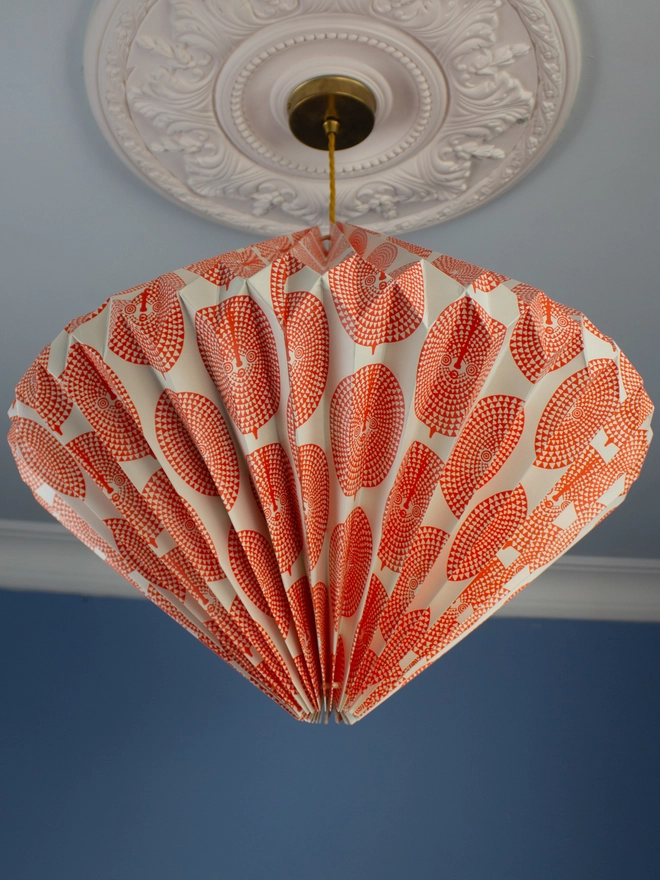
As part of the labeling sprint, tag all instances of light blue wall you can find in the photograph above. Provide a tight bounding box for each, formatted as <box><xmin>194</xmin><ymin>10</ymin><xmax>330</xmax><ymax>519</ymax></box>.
<box><xmin>1</xmin><ymin>591</ymin><xmax>658</xmax><ymax>879</ymax></box>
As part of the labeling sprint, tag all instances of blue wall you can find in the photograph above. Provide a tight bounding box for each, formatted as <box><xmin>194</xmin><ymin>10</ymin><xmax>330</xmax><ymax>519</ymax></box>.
<box><xmin>1</xmin><ymin>591</ymin><xmax>658</xmax><ymax>880</ymax></box>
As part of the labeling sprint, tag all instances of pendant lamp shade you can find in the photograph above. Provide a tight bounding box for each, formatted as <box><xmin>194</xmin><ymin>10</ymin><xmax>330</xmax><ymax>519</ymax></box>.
<box><xmin>8</xmin><ymin>224</ymin><xmax>653</xmax><ymax>723</ymax></box>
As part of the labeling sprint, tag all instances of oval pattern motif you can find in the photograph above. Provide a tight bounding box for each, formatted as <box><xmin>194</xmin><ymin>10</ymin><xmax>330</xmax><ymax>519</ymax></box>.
<box><xmin>9</xmin><ymin>225</ymin><xmax>652</xmax><ymax>724</ymax></box>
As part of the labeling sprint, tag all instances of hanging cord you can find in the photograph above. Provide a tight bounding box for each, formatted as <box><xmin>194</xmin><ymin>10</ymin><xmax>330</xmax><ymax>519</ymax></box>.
<box><xmin>323</xmin><ymin>116</ymin><xmax>339</xmax><ymax>226</ymax></box>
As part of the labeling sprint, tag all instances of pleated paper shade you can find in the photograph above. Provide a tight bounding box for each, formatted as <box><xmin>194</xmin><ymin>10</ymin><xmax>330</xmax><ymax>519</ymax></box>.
<box><xmin>8</xmin><ymin>224</ymin><xmax>653</xmax><ymax>723</ymax></box>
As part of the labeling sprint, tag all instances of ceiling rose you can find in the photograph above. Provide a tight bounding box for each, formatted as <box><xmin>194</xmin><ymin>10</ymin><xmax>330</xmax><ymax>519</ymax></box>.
<box><xmin>84</xmin><ymin>0</ymin><xmax>581</xmax><ymax>234</ymax></box>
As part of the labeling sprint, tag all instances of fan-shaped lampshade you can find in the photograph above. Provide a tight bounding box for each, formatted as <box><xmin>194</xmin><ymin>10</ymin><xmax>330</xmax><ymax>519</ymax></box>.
<box><xmin>8</xmin><ymin>224</ymin><xmax>653</xmax><ymax>723</ymax></box>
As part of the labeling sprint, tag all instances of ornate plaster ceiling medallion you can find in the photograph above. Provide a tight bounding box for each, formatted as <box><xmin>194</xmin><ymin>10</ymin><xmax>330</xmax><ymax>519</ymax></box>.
<box><xmin>84</xmin><ymin>0</ymin><xmax>581</xmax><ymax>233</ymax></box>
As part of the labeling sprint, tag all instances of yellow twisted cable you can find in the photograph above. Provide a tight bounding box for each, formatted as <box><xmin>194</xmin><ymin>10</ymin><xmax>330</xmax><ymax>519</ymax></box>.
<box><xmin>323</xmin><ymin>115</ymin><xmax>339</xmax><ymax>226</ymax></box>
<box><xmin>328</xmin><ymin>128</ymin><xmax>336</xmax><ymax>225</ymax></box>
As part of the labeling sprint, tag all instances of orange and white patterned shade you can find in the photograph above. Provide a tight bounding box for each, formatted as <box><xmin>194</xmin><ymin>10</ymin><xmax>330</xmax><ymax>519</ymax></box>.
<box><xmin>8</xmin><ymin>224</ymin><xmax>653</xmax><ymax>723</ymax></box>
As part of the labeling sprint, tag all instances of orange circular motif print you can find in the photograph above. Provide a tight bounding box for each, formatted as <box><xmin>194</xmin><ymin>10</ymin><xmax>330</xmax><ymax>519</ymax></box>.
<box><xmin>328</xmin><ymin>254</ymin><xmax>424</xmax><ymax>353</ymax></box>
<box><xmin>387</xmin><ymin>237</ymin><xmax>432</xmax><ymax>259</ymax></box>
<box><xmin>14</xmin><ymin>347</ymin><xmax>72</xmax><ymax>436</ymax></box>
<box><xmin>367</xmin><ymin>241</ymin><xmax>398</xmax><ymax>271</ymax></box>
<box><xmin>257</xmin><ymin>234</ymin><xmax>305</xmax><ymax>263</ymax></box>
<box><xmin>329</xmin><ymin>506</ymin><xmax>373</xmax><ymax>625</ymax></box>
<box><xmin>155</xmin><ymin>390</ymin><xmax>219</xmax><ymax>497</ymax></box>
<box><xmin>379</xmin><ymin>526</ymin><xmax>449</xmax><ymax>640</ymax></box>
<box><xmin>246</xmin><ymin>442</ymin><xmax>303</xmax><ymax>576</ymax></box>
<box><xmin>367</xmin><ymin>608</ymin><xmax>431</xmax><ymax>688</ymax></box>
<box><xmin>330</xmin><ymin>363</ymin><xmax>405</xmax><ymax>497</ymax></box>
<box><xmin>195</xmin><ymin>295</ymin><xmax>280</xmax><ymax>439</ymax></box>
<box><xmin>142</xmin><ymin>469</ymin><xmax>224</xmax><ymax>583</ymax></box>
<box><xmin>9</xmin><ymin>417</ymin><xmax>85</xmax><ymax>498</ymax></box>
<box><xmin>103</xmin><ymin>517</ymin><xmax>185</xmax><ymax>601</ymax></box>
<box><xmin>510</xmin><ymin>287</ymin><xmax>583</xmax><ymax>383</ymax></box>
<box><xmin>9</xmin><ymin>225</ymin><xmax>652</xmax><ymax>724</ymax></box>
<box><xmin>441</xmin><ymin>395</ymin><xmax>525</xmax><ymax>517</ymax></box>
<box><xmin>284</xmin><ymin>292</ymin><xmax>329</xmax><ymax>428</ymax></box>
<box><xmin>348</xmin><ymin>573</ymin><xmax>388</xmax><ymax>694</ymax></box>
<box><xmin>288</xmin><ymin>575</ymin><xmax>322</xmax><ymax>703</ymax></box>
<box><xmin>162</xmin><ymin>391</ymin><xmax>240</xmax><ymax>510</ymax></box>
<box><xmin>108</xmin><ymin>272</ymin><xmax>185</xmax><ymax>373</ymax></box>
<box><xmin>60</xmin><ymin>344</ymin><xmax>151</xmax><ymax>462</ymax></box>
<box><xmin>50</xmin><ymin>499</ymin><xmax>125</xmax><ymax>575</ymax></box>
<box><xmin>415</xmin><ymin>297</ymin><xmax>506</xmax><ymax>438</ymax></box>
<box><xmin>228</xmin><ymin>528</ymin><xmax>291</xmax><ymax>637</ymax></box>
<box><xmin>447</xmin><ymin>486</ymin><xmax>528</xmax><ymax>581</ymax></box>
<box><xmin>297</xmin><ymin>444</ymin><xmax>330</xmax><ymax>571</ymax></box>
<box><xmin>311</xmin><ymin>582</ymin><xmax>331</xmax><ymax>692</ymax></box>
<box><xmin>347</xmin><ymin>228</ymin><xmax>368</xmax><ymax>255</ymax></box>
<box><xmin>227</xmin><ymin>527</ymin><xmax>272</xmax><ymax>618</ymax></box>
<box><xmin>535</xmin><ymin>359</ymin><xmax>620</xmax><ymax>468</ymax></box>
<box><xmin>604</xmin><ymin>383</ymin><xmax>654</xmax><ymax>449</ymax></box>
<box><xmin>269</xmin><ymin>253</ymin><xmax>306</xmax><ymax>324</ymax></box>
<box><xmin>185</xmin><ymin>256</ymin><xmax>236</xmax><ymax>289</ymax></box>
<box><xmin>67</xmin><ymin>431</ymin><xmax>162</xmax><ymax>546</ymax></box>
<box><xmin>377</xmin><ymin>441</ymin><xmax>444</xmax><ymax>573</ymax></box>
<box><xmin>432</xmin><ymin>254</ymin><xmax>485</xmax><ymax>287</ymax></box>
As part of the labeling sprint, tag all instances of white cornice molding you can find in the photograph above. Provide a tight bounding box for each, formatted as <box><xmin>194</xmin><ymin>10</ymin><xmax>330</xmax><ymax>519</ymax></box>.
<box><xmin>1</xmin><ymin>518</ymin><xmax>659</xmax><ymax>622</ymax></box>
<box><xmin>0</xmin><ymin>518</ymin><xmax>139</xmax><ymax>600</ymax></box>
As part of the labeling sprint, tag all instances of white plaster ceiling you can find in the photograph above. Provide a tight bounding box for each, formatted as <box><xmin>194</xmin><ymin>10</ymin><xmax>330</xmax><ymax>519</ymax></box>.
<box><xmin>1</xmin><ymin>0</ymin><xmax>658</xmax><ymax>557</ymax></box>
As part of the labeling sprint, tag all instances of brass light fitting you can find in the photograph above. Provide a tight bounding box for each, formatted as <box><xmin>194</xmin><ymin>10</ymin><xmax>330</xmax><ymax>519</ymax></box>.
<box><xmin>287</xmin><ymin>75</ymin><xmax>377</xmax><ymax>151</ymax></box>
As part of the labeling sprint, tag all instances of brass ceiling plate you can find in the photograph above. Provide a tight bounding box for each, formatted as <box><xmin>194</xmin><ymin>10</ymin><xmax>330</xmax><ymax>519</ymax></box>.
<box><xmin>287</xmin><ymin>75</ymin><xmax>377</xmax><ymax>151</ymax></box>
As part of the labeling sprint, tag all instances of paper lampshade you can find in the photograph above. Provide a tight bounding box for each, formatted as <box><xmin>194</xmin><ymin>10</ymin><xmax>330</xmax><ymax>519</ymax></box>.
<box><xmin>8</xmin><ymin>223</ymin><xmax>653</xmax><ymax>723</ymax></box>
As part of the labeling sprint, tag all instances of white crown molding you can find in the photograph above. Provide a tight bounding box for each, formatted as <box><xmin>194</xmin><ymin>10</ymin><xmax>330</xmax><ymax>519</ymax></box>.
<box><xmin>84</xmin><ymin>0</ymin><xmax>581</xmax><ymax>234</ymax></box>
<box><xmin>0</xmin><ymin>518</ymin><xmax>139</xmax><ymax>600</ymax></box>
<box><xmin>1</xmin><ymin>519</ymin><xmax>659</xmax><ymax>622</ymax></box>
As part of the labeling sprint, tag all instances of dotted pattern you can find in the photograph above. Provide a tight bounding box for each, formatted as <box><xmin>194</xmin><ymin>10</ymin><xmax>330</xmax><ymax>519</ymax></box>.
<box><xmin>534</xmin><ymin>360</ymin><xmax>620</xmax><ymax>468</ymax></box>
<box><xmin>510</xmin><ymin>286</ymin><xmax>583</xmax><ymax>383</ymax></box>
<box><xmin>328</xmin><ymin>255</ymin><xmax>424</xmax><ymax>353</ymax></box>
<box><xmin>196</xmin><ymin>295</ymin><xmax>280</xmax><ymax>439</ymax></box>
<box><xmin>246</xmin><ymin>442</ymin><xmax>303</xmax><ymax>576</ymax></box>
<box><xmin>109</xmin><ymin>272</ymin><xmax>185</xmax><ymax>373</ymax></box>
<box><xmin>415</xmin><ymin>297</ymin><xmax>507</xmax><ymax>438</ymax></box>
<box><xmin>330</xmin><ymin>363</ymin><xmax>405</xmax><ymax>497</ymax></box>
<box><xmin>15</xmin><ymin>346</ymin><xmax>73</xmax><ymax>435</ymax></box>
<box><xmin>60</xmin><ymin>344</ymin><xmax>150</xmax><ymax>461</ymax></box>
<box><xmin>297</xmin><ymin>444</ymin><xmax>329</xmax><ymax>571</ymax></box>
<box><xmin>432</xmin><ymin>254</ymin><xmax>486</xmax><ymax>286</ymax></box>
<box><xmin>440</xmin><ymin>395</ymin><xmax>525</xmax><ymax>517</ymax></box>
<box><xmin>377</xmin><ymin>441</ymin><xmax>444</xmax><ymax>573</ymax></box>
<box><xmin>9</xmin><ymin>418</ymin><xmax>85</xmax><ymax>498</ymax></box>
<box><xmin>447</xmin><ymin>487</ymin><xmax>529</xmax><ymax>581</ymax></box>
<box><xmin>329</xmin><ymin>506</ymin><xmax>373</xmax><ymax>625</ymax></box>
<box><xmin>9</xmin><ymin>223</ymin><xmax>653</xmax><ymax>724</ymax></box>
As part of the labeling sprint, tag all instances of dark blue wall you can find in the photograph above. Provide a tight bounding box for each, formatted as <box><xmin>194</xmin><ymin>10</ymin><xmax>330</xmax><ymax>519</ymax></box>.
<box><xmin>1</xmin><ymin>591</ymin><xmax>658</xmax><ymax>880</ymax></box>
